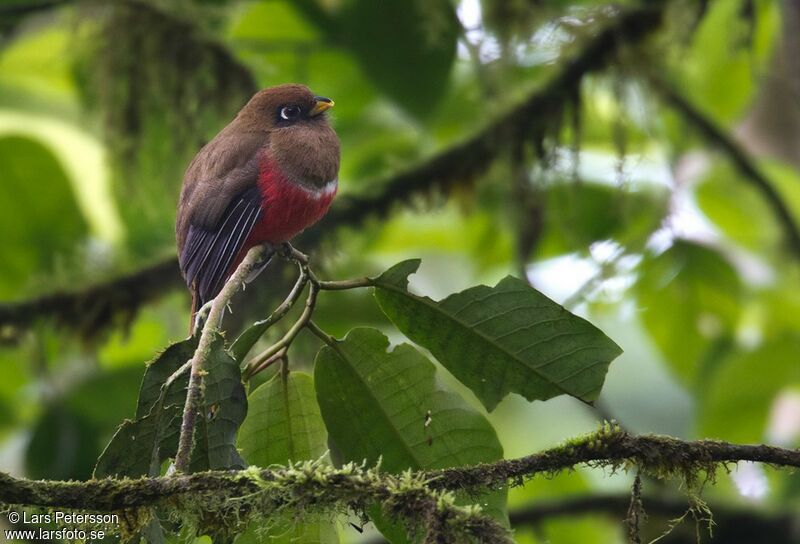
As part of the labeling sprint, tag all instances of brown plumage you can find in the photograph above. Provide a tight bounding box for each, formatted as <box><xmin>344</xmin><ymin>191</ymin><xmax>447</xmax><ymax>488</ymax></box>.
<box><xmin>176</xmin><ymin>84</ymin><xmax>340</xmax><ymax>316</ymax></box>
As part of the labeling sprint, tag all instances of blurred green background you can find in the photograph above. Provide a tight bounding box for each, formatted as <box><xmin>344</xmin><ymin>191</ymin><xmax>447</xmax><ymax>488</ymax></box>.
<box><xmin>1</xmin><ymin>0</ymin><xmax>799</xmax><ymax>542</ymax></box>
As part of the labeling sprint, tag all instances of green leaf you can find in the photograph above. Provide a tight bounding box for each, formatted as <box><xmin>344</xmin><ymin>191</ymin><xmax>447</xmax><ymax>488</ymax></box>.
<box><xmin>373</xmin><ymin>261</ymin><xmax>621</xmax><ymax>411</ymax></box>
<box><xmin>635</xmin><ymin>241</ymin><xmax>742</xmax><ymax>384</ymax></box>
<box><xmin>239</xmin><ymin>372</ymin><xmax>328</xmax><ymax>465</ymax></box>
<box><xmin>95</xmin><ymin>339</ymin><xmax>197</xmax><ymax>477</ymax></box>
<box><xmin>0</xmin><ymin>136</ymin><xmax>88</xmax><ymax>297</ymax></box>
<box><xmin>95</xmin><ymin>335</ymin><xmax>247</xmax><ymax>477</ymax></box>
<box><xmin>188</xmin><ymin>335</ymin><xmax>248</xmax><ymax>473</ymax></box>
<box><xmin>231</xmin><ymin>317</ymin><xmax>275</xmax><ymax>363</ymax></box>
<box><xmin>314</xmin><ymin>328</ymin><xmax>507</xmax><ymax>540</ymax></box>
<box><xmin>237</xmin><ymin>372</ymin><xmax>338</xmax><ymax>544</ymax></box>
<box><xmin>136</xmin><ymin>338</ymin><xmax>199</xmax><ymax>419</ymax></box>
<box><xmin>337</xmin><ymin>0</ymin><xmax>458</xmax><ymax>117</ymax></box>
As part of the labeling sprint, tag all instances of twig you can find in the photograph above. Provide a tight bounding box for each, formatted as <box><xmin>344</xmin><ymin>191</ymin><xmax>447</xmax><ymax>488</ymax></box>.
<box><xmin>243</xmin><ymin>346</ymin><xmax>287</xmax><ymax>380</ymax></box>
<box><xmin>229</xmin><ymin>260</ymin><xmax>310</xmax><ymax>361</ymax></box>
<box><xmin>648</xmin><ymin>73</ymin><xmax>800</xmax><ymax>260</ymax></box>
<box><xmin>173</xmin><ymin>245</ymin><xmax>269</xmax><ymax>473</ymax></box>
<box><xmin>239</xmin><ymin>245</ymin><xmax>373</xmax><ymax>377</ymax></box>
<box><xmin>242</xmin><ymin>281</ymin><xmax>319</xmax><ymax>379</ymax></box>
<box><xmin>306</xmin><ymin>319</ymin><xmax>338</xmax><ymax>348</ymax></box>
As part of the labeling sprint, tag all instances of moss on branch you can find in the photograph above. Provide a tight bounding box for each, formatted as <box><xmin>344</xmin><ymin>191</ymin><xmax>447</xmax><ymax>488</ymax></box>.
<box><xmin>3</xmin><ymin>429</ymin><xmax>800</xmax><ymax>542</ymax></box>
<box><xmin>0</xmin><ymin>462</ymin><xmax>511</xmax><ymax>544</ymax></box>
<box><xmin>427</xmin><ymin>425</ymin><xmax>800</xmax><ymax>492</ymax></box>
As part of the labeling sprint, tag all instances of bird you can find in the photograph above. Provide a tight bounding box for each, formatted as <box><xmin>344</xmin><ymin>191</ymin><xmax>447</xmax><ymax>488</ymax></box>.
<box><xmin>176</xmin><ymin>84</ymin><xmax>340</xmax><ymax>319</ymax></box>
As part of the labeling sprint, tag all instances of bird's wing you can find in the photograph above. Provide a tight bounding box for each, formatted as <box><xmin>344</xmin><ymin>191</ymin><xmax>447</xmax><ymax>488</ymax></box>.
<box><xmin>180</xmin><ymin>186</ymin><xmax>263</xmax><ymax>307</ymax></box>
<box><xmin>177</xmin><ymin>129</ymin><xmax>267</xmax><ymax>306</ymax></box>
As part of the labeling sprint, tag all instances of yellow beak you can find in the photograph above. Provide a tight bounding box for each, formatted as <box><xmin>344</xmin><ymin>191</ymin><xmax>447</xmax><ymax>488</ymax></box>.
<box><xmin>310</xmin><ymin>96</ymin><xmax>334</xmax><ymax>116</ymax></box>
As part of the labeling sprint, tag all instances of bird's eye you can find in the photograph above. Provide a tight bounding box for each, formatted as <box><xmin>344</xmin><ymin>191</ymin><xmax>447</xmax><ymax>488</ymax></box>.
<box><xmin>280</xmin><ymin>105</ymin><xmax>301</xmax><ymax>121</ymax></box>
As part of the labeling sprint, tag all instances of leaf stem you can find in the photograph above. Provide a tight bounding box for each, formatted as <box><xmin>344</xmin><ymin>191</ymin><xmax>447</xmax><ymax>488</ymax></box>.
<box><xmin>315</xmin><ymin>277</ymin><xmax>374</xmax><ymax>290</ymax></box>
<box><xmin>243</xmin><ymin>346</ymin><xmax>287</xmax><ymax>380</ymax></box>
<box><xmin>306</xmin><ymin>320</ymin><xmax>337</xmax><ymax>348</ymax></box>
<box><xmin>174</xmin><ymin>245</ymin><xmax>270</xmax><ymax>474</ymax></box>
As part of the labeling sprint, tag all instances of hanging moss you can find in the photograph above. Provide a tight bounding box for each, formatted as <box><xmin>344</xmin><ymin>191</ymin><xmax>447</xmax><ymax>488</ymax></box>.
<box><xmin>75</xmin><ymin>0</ymin><xmax>257</xmax><ymax>254</ymax></box>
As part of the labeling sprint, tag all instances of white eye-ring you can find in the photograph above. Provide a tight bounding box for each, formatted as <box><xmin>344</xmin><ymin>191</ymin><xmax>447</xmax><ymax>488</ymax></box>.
<box><xmin>280</xmin><ymin>105</ymin><xmax>301</xmax><ymax>121</ymax></box>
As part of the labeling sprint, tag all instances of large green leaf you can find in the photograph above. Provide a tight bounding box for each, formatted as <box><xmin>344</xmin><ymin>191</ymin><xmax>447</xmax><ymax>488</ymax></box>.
<box><xmin>136</xmin><ymin>338</ymin><xmax>199</xmax><ymax>419</ymax></box>
<box><xmin>188</xmin><ymin>334</ymin><xmax>248</xmax><ymax>474</ymax></box>
<box><xmin>0</xmin><ymin>136</ymin><xmax>87</xmax><ymax>298</ymax></box>
<box><xmin>95</xmin><ymin>338</ymin><xmax>196</xmax><ymax>477</ymax></box>
<box><xmin>635</xmin><ymin>241</ymin><xmax>741</xmax><ymax>384</ymax></box>
<box><xmin>95</xmin><ymin>335</ymin><xmax>247</xmax><ymax>477</ymax></box>
<box><xmin>237</xmin><ymin>372</ymin><xmax>337</xmax><ymax>544</ymax></box>
<box><xmin>239</xmin><ymin>372</ymin><xmax>328</xmax><ymax>465</ymax></box>
<box><xmin>373</xmin><ymin>260</ymin><xmax>621</xmax><ymax>411</ymax></box>
<box><xmin>314</xmin><ymin>327</ymin><xmax>507</xmax><ymax>541</ymax></box>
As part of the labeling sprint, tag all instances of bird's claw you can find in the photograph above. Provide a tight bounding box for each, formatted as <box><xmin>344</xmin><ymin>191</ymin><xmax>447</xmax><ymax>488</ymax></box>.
<box><xmin>276</xmin><ymin>242</ymin><xmax>294</xmax><ymax>260</ymax></box>
<box><xmin>276</xmin><ymin>242</ymin><xmax>309</xmax><ymax>264</ymax></box>
<box><xmin>193</xmin><ymin>300</ymin><xmax>214</xmax><ymax>335</ymax></box>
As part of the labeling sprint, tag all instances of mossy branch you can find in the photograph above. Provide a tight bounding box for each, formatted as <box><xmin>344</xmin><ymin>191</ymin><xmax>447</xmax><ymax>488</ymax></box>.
<box><xmin>0</xmin><ymin>462</ymin><xmax>511</xmax><ymax>544</ymax></box>
<box><xmin>3</xmin><ymin>428</ymin><xmax>800</xmax><ymax>541</ymax></box>
<box><xmin>425</xmin><ymin>426</ymin><xmax>800</xmax><ymax>492</ymax></box>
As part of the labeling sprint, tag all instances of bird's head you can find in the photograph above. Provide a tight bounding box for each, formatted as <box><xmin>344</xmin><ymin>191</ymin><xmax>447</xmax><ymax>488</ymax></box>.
<box><xmin>236</xmin><ymin>84</ymin><xmax>340</xmax><ymax>188</ymax></box>
<box><xmin>238</xmin><ymin>84</ymin><xmax>335</xmax><ymax>130</ymax></box>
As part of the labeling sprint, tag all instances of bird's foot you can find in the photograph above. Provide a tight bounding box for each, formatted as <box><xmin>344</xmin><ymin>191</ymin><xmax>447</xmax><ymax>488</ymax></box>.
<box><xmin>193</xmin><ymin>300</ymin><xmax>214</xmax><ymax>335</ymax></box>
<box><xmin>277</xmin><ymin>242</ymin><xmax>309</xmax><ymax>264</ymax></box>
<box><xmin>246</xmin><ymin>247</ymin><xmax>276</xmax><ymax>284</ymax></box>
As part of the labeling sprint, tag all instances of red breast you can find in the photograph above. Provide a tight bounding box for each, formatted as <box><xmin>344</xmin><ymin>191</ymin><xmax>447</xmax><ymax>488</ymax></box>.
<box><xmin>244</xmin><ymin>156</ymin><xmax>337</xmax><ymax>247</ymax></box>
